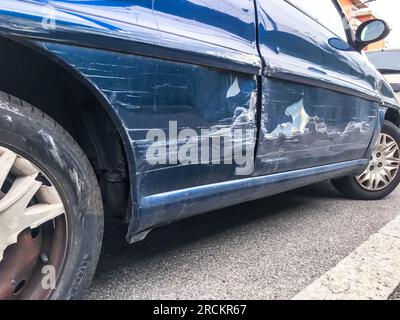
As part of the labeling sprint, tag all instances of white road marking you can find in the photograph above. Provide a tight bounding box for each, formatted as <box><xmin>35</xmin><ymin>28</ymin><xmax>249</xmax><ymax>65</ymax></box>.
<box><xmin>293</xmin><ymin>214</ymin><xmax>400</xmax><ymax>300</ymax></box>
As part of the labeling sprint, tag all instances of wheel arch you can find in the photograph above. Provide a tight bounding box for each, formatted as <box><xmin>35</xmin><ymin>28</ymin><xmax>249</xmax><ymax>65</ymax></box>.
<box><xmin>384</xmin><ymin>107</ymin><xmax>400</xmax><ymax>128</ymax></box>
<box><xmin>0</xmin><ymin>35</ymin><xmax>136</xmax><ymax>222</ymax></box>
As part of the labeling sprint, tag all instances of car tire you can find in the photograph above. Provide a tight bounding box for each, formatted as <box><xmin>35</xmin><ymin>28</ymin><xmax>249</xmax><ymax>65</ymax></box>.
<box><xmin>0</xmin><ymin>91</ymin><xmax>103</xmax><ymax>300</ymax></box>
<box><xmin>332</xmin><ymin>120</ymin><xmax>400</xmax><ymax>200</ymax></box>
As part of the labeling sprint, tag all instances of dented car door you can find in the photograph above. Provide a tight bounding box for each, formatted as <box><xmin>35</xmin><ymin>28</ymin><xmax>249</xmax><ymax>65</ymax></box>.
<box><xmin>254</xmin><ymin>0</ymin><xmax>381</xmax><ymax>175</ymax></box>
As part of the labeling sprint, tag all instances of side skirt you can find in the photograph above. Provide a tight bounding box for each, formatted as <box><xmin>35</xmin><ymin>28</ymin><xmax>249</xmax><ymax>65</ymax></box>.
<box><xmin>127</xmin><ymin>159</ymin><xmax>368</xmax><ymax>243</ymax></box>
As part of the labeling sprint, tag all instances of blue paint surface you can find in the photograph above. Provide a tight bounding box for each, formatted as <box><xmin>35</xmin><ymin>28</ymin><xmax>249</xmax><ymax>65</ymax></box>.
<box><xmin>0</xmin><ymin>0</ymin><xmax>261</xmax><ymax>73</ymax></box>
<box><xmin>255</xmin><ymin>77</ymin><xmax>378</xmax><ymax>175</ymax></box>
<box><xmin>42</xmin><ymin>42</ymin><xmax>258</xmax><ymax>232</ymax></box>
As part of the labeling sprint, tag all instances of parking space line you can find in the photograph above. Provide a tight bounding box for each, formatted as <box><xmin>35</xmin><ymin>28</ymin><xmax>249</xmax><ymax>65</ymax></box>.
<box><xmin>293</xmin><ymin>214</ymin><xmax>400</xmax><ymax>300</ymax></box>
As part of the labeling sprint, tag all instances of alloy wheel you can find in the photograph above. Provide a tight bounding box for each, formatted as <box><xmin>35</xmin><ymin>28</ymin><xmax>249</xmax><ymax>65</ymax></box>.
<box><xmin>356</xmin><ymin>133</ymin><xmax>400</xmax><ymax>191</ymax></box>
<box><xmin>0</xmin><ymin>146</ymin><xmax>67</xmax><ymax>299</ymax></box>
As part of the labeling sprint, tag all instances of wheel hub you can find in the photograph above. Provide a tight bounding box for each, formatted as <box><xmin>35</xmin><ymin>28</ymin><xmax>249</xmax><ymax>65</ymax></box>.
<box><xmin>356</xmin><ymin>133</ymin><xmax>400</xmax><ymax>191</ymax></box>
<box><xmin>0</xmin><ymin>229</ymin><xmax>42</xmax><ymax>298</ymax></box>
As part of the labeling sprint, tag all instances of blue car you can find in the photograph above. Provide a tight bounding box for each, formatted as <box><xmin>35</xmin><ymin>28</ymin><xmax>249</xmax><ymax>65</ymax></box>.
<box><xmin>0</xmin><ymin>0</ymin><xmax>399</xmax><ymax>299</ymax></box>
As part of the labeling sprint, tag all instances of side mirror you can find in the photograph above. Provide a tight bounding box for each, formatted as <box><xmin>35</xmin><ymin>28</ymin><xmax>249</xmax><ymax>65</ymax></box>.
<box><xmin>354</xmin><ymin>19</ymin><xmax>390</xmax><ymax>51</ymax></box>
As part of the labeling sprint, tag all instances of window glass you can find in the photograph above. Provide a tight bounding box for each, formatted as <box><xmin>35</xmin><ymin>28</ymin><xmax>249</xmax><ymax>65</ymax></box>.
<box><xmin>287</xmin><ymin>0</ymin><xmax>347</xmax><ymax>40</ymax></box>
<box><xmin>367</xmin><ymin>51</ymin><xmax>400</xmax><ymax>72</ymax></box>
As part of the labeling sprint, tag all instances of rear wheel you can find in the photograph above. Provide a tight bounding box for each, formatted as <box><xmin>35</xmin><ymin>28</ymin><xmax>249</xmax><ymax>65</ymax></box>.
<box><xmin>332</xmin><ymin>121</ymin><xmax>400</xmax><ymax>200</ymax></box>
<box><xmin>0</xmin><ymin>92</ymin><xmax>103</xmax><ymax>299</ymax></box>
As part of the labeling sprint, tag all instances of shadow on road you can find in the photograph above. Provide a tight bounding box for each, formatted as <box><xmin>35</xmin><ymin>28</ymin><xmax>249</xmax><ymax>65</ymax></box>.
<box><xmin>93</xmin><ymin>181</ymin><xmax>342</xmax><ymax>276</ymax></box>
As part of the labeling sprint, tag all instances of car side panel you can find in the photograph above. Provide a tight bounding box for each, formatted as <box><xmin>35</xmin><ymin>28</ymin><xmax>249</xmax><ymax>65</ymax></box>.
<box><xmin>255</xmin><ymin>77</ymin><xmax>378</xmax><ymax>175</ymax></box>
<box><xmin>254</xmin><ymin>0</ymin><xmax>380</xmax><ymax>175</ymax></box>
<box><xmin>41</xmin><ymin>41</ymin><xmax>258</xmax><ymax>192</ymax></box>
<box><xmin>39</xmin><ymin>39</ymin><xmax>370</xmax><ymax>236</ymax></box>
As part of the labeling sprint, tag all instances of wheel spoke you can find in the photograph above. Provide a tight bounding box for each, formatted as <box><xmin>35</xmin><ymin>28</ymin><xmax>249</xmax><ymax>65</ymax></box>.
<box><xmin>0</xmin><ymin>147</ymin><xmax>16</xmax><ymax>190</ymax></box>
<box><xmin>384</xmin><ymin>149</ymin><xmax>399</xmax><ymax>161</ymax></box>
<box><xmin>384</xmin><ymin>164</ymin><xmax>399</xmax><ymax>172</ymax></box>
<box><xmin>0</xmin><ymin>175</ymin><xmax>41</xmax><ymax>261</ymax></box>
<box><xmin>366</xmin><ymin>173</ymin><xmax>375</xmax><ymax>190</ymax></box>
<box><xmin>24</xmin><ymin>203</ymin><xmax>65</xmax><ymax>229</ymax></box>
<box><xmin>358</xmin><ymin>171</ymin><xmax>370</xmax><ymax>184</ymax></box>
<box><xmin>36</xmin><ymin>185</ymin><xmax>63</xmax><ymax>204</ymax></box>
<box><xmin>381</xmin><ymin>133</ymin><xmax>386</xmax><ymax>144</ymax></box>
<box><xmin>11</xmin><ymin>157</ymin><xmax>40</xmax><ymax>176</ymax></box>
<box><xmin>386</xmin><ymin>158</ymin><xmax>400</xmax><ymax>165</ymax></box>
<box><xmin>383</xmin><ymin>166</ymin><xmax>398</xmax><ymax>179</ymax></box>
<box><xmin>383</xmin><ymin>152</ymin><xmax>398</xmax><ymax>161</ymax></box>
<box><xmin>0</xmin><ymin>175</ymin><xmax>40</xmax><ymax>212</ymax></box>
<box><xmin>0</xmin><ymin>168</ymin><xmax>65</xmax><ymax>262</ymax></box>
<box><xmin>375</xmin><ymin>172</ymin><xmax>388</xmax><ymax>188</ymax></box>
<box><xmin>383</xmin><ymin>140</ymin><xmax>396</xmax><ymax>153</ymax></box>
<box><xmin>26</xmin><ymin>186</ymin><xmax>65</xmax><ymax>229</ymax></box>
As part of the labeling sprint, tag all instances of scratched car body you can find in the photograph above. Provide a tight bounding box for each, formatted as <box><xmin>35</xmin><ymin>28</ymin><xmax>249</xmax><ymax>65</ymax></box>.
<box><xmin>0</xmin><ymin>0</ymin><xmax>399</xmax><ymax>299</ymax></box>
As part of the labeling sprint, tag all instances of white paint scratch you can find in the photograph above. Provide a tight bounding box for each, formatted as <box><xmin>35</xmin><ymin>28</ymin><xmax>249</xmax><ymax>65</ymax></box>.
<box><xmin>38</xmin><ymin>130</ymin><xmax>66</xmax><ymax>168</ymax></box>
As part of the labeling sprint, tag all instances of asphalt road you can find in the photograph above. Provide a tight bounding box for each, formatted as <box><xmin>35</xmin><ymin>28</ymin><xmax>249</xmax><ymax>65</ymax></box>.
<box><xmin>87</xmin><ymin>181</ymin><xmax>400</xmax><ymax>300</ymax></box>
